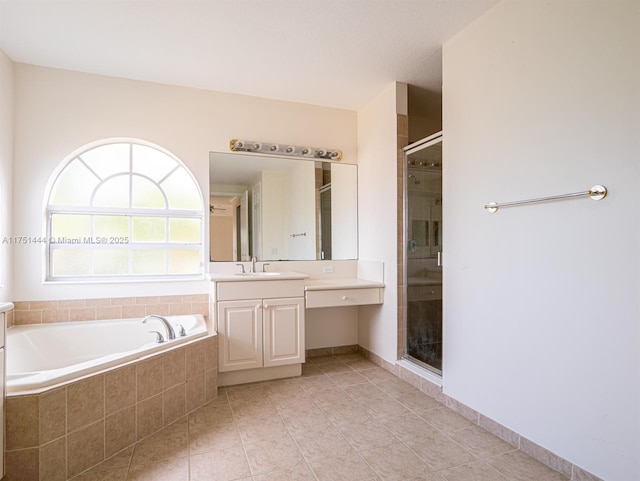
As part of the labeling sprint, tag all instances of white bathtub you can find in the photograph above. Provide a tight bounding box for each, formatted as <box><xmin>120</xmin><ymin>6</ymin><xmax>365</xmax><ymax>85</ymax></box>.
<box><xmin>6</xmin><ymin>314</ymin><xmax>209</xmax><ymax>395</ymax></box>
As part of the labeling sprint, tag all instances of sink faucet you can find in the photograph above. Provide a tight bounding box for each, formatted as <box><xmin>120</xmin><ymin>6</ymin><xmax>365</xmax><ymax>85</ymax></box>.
<box><xmin>142</xmin><ymin>315</ymin><xmax>176</xmax><ymax>340</ymax></box>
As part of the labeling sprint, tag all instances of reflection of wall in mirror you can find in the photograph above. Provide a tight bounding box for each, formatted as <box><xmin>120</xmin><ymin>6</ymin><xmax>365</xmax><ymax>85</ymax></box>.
<box><xmin>260</xmin><ymin>171</ymin><xmax>286</xmax><ymax>260</ymax></box>
<box><xmin>287</xmin><ymin>162</ymin><xmax>316</xmax><ymax>260</ymax></box>
<box><xmin>209</xmin><ymin>195</ymin><xmax>235</xmax><ymax>261</ymax></box>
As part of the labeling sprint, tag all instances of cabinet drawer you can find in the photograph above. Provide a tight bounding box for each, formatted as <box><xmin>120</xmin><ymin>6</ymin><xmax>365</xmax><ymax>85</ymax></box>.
<box><xmin>216</xmin><ymin>280</ymin><xmax>304</xmax><ymax>301</ymax></box>
<box><xmin>305</xmin><ymin>288</ymin><xmax>382</xmax><ymax>308</ymax></box>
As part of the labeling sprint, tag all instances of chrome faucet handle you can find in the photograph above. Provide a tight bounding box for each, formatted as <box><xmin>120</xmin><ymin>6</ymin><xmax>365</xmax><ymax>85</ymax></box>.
<box><xmin>175</xmin><ymin>323</ymin><xmax>187</xmax><ymax>337</ymax></box>
<box><xmin>142</xmin><ymin>314</ymin><xmax>176</xmax><ymax>340</ymax></box>
<box><xmin>262</xmin><ymin>263</ymin><xmax>271</xmax><ymax>272</ymax></box>
<box><xmin>148</xmin><ymin>330</ymin><xmax>165</xmax><ymax>343</ymax></box>
<box><xmin>236</xmin><ymin>263</ymin><xmax>245</xmax><ymax>273</ymax></box>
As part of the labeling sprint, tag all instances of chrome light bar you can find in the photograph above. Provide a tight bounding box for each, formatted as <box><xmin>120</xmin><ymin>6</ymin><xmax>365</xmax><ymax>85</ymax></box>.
<box><xmin>230</xmin><ymin>139</ymin><xmax>342</xmax><ymax>161</ymax></box>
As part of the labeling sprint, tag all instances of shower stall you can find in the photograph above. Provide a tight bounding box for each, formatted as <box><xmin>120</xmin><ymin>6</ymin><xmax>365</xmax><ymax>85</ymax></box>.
<box><xmin>403</xmin><ymin>132</ymin><xmax>443</xmax><ymax>374</ymax></box>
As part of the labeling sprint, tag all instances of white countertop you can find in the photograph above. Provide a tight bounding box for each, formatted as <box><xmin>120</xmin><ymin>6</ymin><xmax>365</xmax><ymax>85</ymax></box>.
<box><xmin>304</xmin><ymin>278</ymin><xmax>385</xmax><ymax>291</ymax></box>
<box><xmin>0</xmin><ymin>302</ymin><xmax>14</xmax><ymax>314</ymax></box>
<box><xmin>209</xmin><ymin>271</ymin><xmax>309</xmax><ymax>282</ymax></box>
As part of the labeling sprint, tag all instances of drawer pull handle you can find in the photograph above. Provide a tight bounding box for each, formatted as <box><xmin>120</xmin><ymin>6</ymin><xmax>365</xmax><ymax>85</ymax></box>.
<box><xmin>342</xmin><ymin>296</ymin><xmax>348</xmax><ymax>301</ymax></box>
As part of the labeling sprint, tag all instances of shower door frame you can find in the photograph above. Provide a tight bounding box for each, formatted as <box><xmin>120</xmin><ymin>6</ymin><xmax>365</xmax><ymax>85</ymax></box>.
<box><xmin>402</xmin><ymin>131</ymin><xmax>443</xmax><ymax>376</ymax></box>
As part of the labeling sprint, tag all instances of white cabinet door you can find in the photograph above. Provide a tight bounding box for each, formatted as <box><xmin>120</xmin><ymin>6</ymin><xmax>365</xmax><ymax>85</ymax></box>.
<box><xmin>263</xmin><ymin>298</ymin><xmax>305</xmax><ymax>367</ymax></box>
<box><xmin>218</xmin><ymin>300</ymin><xmax>262</xmax><ymax>372</ymax></box>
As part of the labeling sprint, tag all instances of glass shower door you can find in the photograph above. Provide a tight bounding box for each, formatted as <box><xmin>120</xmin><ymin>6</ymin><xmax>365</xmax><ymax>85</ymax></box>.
<box><xmin>403</xmin><ymin>132</ymin><xmax>443</xmax><ymax>374</ymax></box>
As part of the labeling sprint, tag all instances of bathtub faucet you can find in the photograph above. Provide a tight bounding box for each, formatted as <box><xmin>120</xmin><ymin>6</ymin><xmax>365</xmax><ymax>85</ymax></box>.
<box><xmin>142</xmin><ymin>315</ymin><xmax>176</xmax><ymax>340</ymax></box>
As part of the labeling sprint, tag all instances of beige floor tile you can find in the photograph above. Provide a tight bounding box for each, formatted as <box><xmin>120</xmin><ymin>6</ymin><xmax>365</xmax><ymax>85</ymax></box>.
<box><xmin>338</xmin><ymin>418</ymin><xmax>399</xmax><ymax>451</ymax></box>
<box><xmin>394</xmin><ymin>390</ymin><xmax>441</xmax><ymax>413</ymax></box>
<box><xmin>263</xmin><ymin>377</ymin><xmax>302</xmax><ymax>395</ymax></box>
<box><xmin>130</xmin><ymin>418</ymin><xmax>189</xmax><ymax>466</ymax></box>
<box><xmin>231</xmin><ymin>398</ymin><xmax>279</xmax><ymax>422</ymax></box>
<box><xmin>405</xmin><ymin>433</ymin><xmax>476</xmax><ymax>471</ymax></box>
<box><xmin>301</xmin><ymin>363</ymin><xmax>324</xmax><ymax>376</ymax></box>
<box><xmin>72</xmin><ymin>467</ymin><xmax>129</xmax><ymax>481</ymax></box>
<box><xmin>358</xmin><ymin>393</ymin><xmax>412</xmax><ymax>419</ymax></box>
<box><xmin>327</xmin><ymin>370</ymin><xmax>370</xmax><ymax>386</ymax></box>
<box><xmin>126</xmin><ymin>457</ymin><xmax>189</xmax><ymax>481</ymax></box>
<box><xmin>403</xmin><ymin>474</ymin><xmax>447</xmax><ymax>481</ymax></box>
<box><xmin>279</xmin><ymin>405</ymin><xmax>334</xmax><ymax>435</ymax></box>
<box><xmin>190</xmin><ymin>446</ymin><xmax>251</xmax><ymax>481</ymax></box>
<box><xmin>236</xmin><ymin>415</ymin><xmax>290</xmax><ymax>444</ymax></box>
<box><xmin>419</xmin><ymin>406</ymin><xmax>475</xmax><ymax>433</ymax></box>
<box><xmin>252</xmin><ymin>458</ymin><xmax>316</xmax><ymax>481</ymax></box>
<box><xmin>311</xmin><ymin>386</ymin><xmax>354</xmax><ymax>407</ymax></box>
<box><xmin>292</xmin><ymin>425</ymin><xmax>353</xmax><ymax>464</ymax></box>
<box><xmin>342</xmin><ymin>359</ymin><xmax>379</xmax><ymax>371</ymax></box>
<box><xmin>65</xmin><ymin>354</ymin><xmax>573</xmax><ymax>481</ymax></box>
<box><xmin>97</xmin><ymin>447</ymin><xmax>134</xmax><ymax>471</ymax></box>
<box><xmin>307</xmin><ymin>355</ymin><xmax>340</xmax><ymax>364</ymax></box>
<box><xmin>343</xmin><ymin>381</ymin><xmax>389</xmax><ymax>401</ymax></box>
<box><xmin>380</xmin><ymin>413</ymin><xmax>441</xmax><ymax>442</ymax></box>
<box><xmin>225</xmin><ymin>382</ymin><xmax>270</xmax><ymax>403</ymax></box>
<box><xmin>447</xmin><ymin>425</ymin><xmax>516</xmax><ymax>459</ymax></box>
<box><xmin>270</xmin><ymin>392</ymin><xmax>318</xmax><ymax>412</ymax></box>
<box><xmin>438</xmin><ymin>460</ymin><xmax>510</xmax><ymax>481</ymax></box>
<box><xmin>320</xmin><ymin>398</ymin><xmax>375</xmax><ymax>425</ymax></box>
<box><xmin>188</xmin><ymin>402</ymin><xmax>234</xmax><ymax>427</ymax></box>
<box><xmin>210</xmin><ymin>389</ymin><xmax>230</xmax><ymax>405</ymax></box>
<box><xmin>298</xmin><ymin>373</ymin><xmax>339</xmax><ymax>392</ymax></box>
<box><xmin>318</xmin><ymin>361</ymin><xmax>355</xmax><ymax>374</ymax></box>
<box><xmin>485</xmin><ymin>450</ymin><xmax>570</xmax><ymax>481</ymax></box>
<box><xmin>375</xmin><ymin>377</ymin><xmax>422</xmax><ymax>397</ymax></box>
<box><xmin>360</xmin><ymin>443</ymin><xmax>429</xmax><ymax>481</ymax></box>
<box><xmin>189</xmin><ymin>422</ymin><xmax>242</xmax><ymax>455</ymax></box>
<box><xmin>243</xmin><ymin>431</ymin><xmax>305</xmax><ymax>475</ymax></box>
<box><xmin>359</xmin><ymin>367</ymin><xmax>398</xmax><ymax>383</ymax></box>
<box><xmin>309</xmin><ymin>451</ymin><xmax>379</xmax><ymax>481</ymax></box>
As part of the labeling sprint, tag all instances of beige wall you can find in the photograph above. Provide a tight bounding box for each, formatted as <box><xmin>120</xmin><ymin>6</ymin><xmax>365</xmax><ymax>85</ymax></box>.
<box><xmin>356</xmin><ymin>82</ymin><xmax>403</xmax><ymax>363</ymax></box>
<box><xmin>12</xmin><ymin>64</ymin><xmax>356</xmax><ymax>301</ymax></box>
<box><xmin>0</xmin><ymin>49</ymin><xmax>14</xmax><ymax>301</ymax></box>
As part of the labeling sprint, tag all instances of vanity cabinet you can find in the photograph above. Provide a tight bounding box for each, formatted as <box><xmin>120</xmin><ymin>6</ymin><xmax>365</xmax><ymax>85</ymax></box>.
<box><xmin>211</xmin><ymin>276</ymin><xmax>306</xmax><ymax>385</ymax></box>
<box><xmin>217</xmin><ymin>297</ymin><xmax>305</xmax><ymax>371</ymax></box>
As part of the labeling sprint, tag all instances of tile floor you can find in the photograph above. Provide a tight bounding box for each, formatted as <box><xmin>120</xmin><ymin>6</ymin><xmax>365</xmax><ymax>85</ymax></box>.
<box><xmin>72</xmin><ymin>354</ymin><xmax>569</xmax><ymax>481</ymax></box>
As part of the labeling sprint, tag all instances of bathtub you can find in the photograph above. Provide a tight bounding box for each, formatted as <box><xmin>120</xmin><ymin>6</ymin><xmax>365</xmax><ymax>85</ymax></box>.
<box><xmin>6</xmin><ymin>314</ymin><xmax>209</xmax><ymax>395</ymax></box>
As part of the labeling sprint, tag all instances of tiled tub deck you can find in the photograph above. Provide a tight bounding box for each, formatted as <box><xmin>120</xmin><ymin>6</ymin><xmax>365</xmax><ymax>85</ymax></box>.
<box><xmin>5</xmin><ymin>333</ymin><xmax>218</xmax><ymax>481</ymax></box>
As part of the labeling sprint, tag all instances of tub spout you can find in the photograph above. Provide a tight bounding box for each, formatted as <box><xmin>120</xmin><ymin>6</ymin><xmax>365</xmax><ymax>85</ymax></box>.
<box><xmin>142</xmin><ymin>315</ymin><xmax>176</xmax><ymax>340</ymax></box>
<box><xmin>148</xmin><ymin>330</ymin><xmax>165</xmax><ymax>343</ymax></box>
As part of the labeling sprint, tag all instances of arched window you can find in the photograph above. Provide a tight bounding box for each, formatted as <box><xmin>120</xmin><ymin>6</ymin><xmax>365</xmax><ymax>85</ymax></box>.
<box><xmin>45</xmin><ymin>140</ymin><xmax>204</xmax><ymax>281</ymax></box>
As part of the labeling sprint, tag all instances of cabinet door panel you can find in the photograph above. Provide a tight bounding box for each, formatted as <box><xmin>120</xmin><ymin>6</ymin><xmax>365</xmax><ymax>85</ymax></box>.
<box><xmin>218</xmin><ymin>300</ymin><xmax>262</xmax><ymax>372</ymax></box>
<box><xmin>263</xmin><ymin>298</ymin><xmax>305</xmax><ymax>367</ymax></box>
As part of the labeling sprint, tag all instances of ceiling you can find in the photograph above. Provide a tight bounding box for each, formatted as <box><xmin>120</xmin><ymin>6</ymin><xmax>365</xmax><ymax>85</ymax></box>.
<box><xmin>0</xmin><ymin>0</ymin><xmax>498</xmax><ymax>111</ymax></box>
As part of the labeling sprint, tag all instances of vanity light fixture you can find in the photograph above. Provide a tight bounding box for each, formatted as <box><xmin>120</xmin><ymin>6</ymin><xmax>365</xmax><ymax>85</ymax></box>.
<box><xmin>230</xmin><ymin>139</ymin><xmax>342</xmax><ymax>161</ymax></box>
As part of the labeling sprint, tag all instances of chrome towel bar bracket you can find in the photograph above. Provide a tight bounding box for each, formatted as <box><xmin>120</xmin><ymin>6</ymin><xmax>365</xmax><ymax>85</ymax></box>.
<box><xmin>484</xmin><ymin>185</ymin><xmax>607</xmax><ymax>213</ymax></box>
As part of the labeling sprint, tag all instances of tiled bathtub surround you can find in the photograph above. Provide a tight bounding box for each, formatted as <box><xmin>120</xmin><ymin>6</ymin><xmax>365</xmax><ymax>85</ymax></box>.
<box><xmin>5</xmin><ymin>334</ymin><xmax>218</xmax><ymax>481</ymax></box>
<box><xmin>10</xmin><ymin>294</ymin><xmax>210</xmax><ymax>327</ymax></box>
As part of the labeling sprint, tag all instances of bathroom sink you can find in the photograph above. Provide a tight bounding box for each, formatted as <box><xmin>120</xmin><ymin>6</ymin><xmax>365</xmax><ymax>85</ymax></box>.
<box><xmin>234</xmin><ymin>272</ymin><xmax>281</xmax><ymax>277</ymax></box>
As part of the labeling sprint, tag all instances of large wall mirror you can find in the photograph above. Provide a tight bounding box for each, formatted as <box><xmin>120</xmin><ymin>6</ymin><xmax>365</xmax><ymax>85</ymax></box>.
<box><xmin>209</xmin><ymin>151</ymin><xmax>358</xmax><ymax>262</ymax></box>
